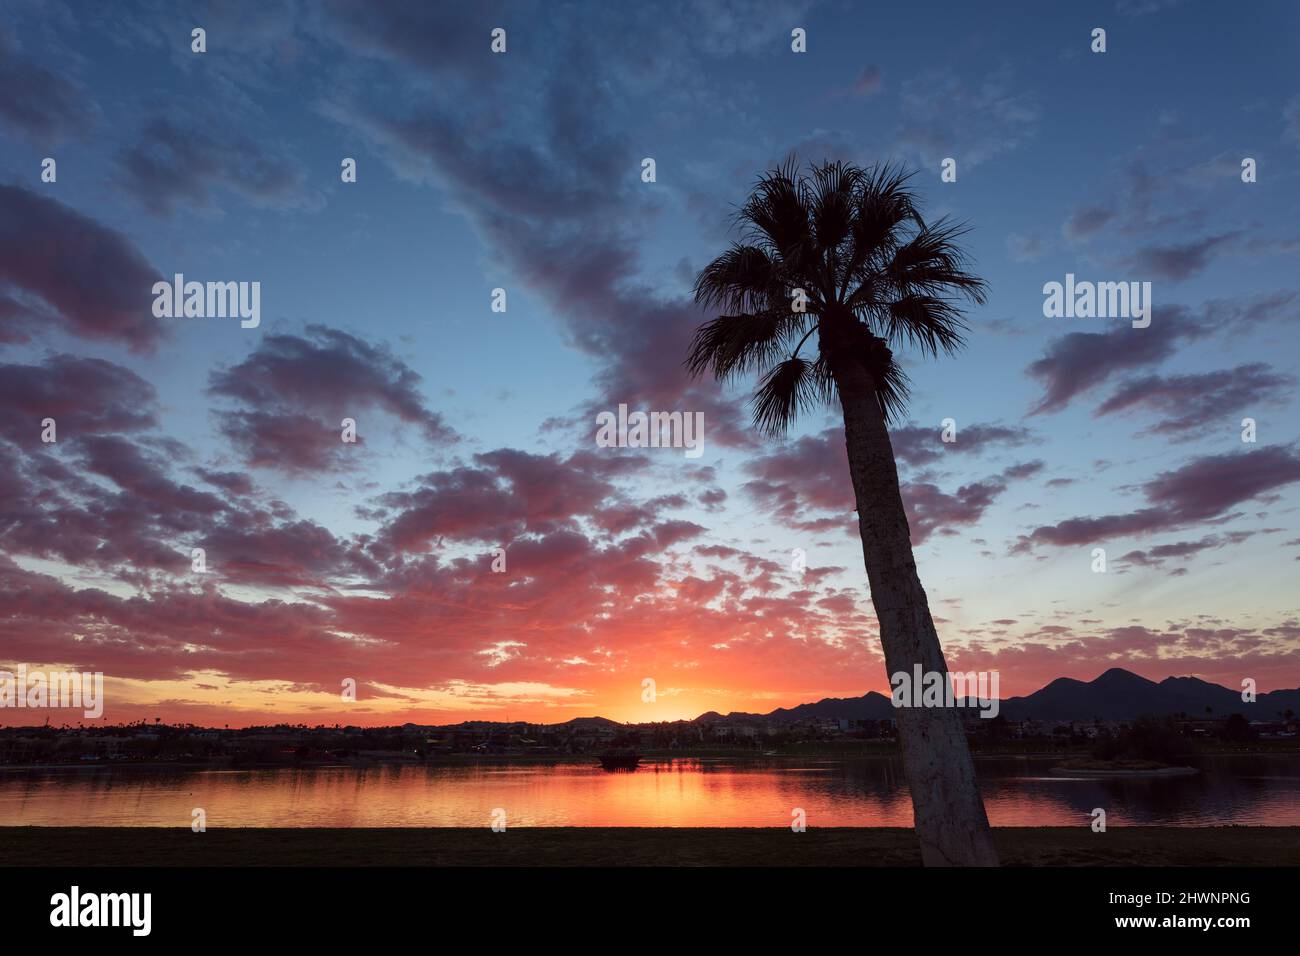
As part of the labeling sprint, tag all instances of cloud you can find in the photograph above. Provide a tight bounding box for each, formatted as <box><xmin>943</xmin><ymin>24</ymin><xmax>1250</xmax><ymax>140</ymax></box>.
<box><xmin>1006</xmin><ymin>232</ymin><xmax>1048</xmax><ymax>263</ymax></box>
<box><xmin>0</xmin><ymin>185</ymin><xmax>165</xmax><ymax>353</ymax></box>
<box><xmin>1016</xmin><ymin>446</ymin><xmax>1300</xmax><ymax>550</ymax></box>
<box><xmin>1061</xmin><ymin>204</ymin><xmax>1115</xmax><ymax>242</ymax></box>
<box><xmin>197</xmin><ymin>514</ymin><xmax>380</xmax><ymax>588</ymax></box>
<box><xmin>1058</xmin><ymin>140</ymin><xmax>1259</xmax><ymax>259</ymax></box>
<box><xmin>953</xmin><ymin>613</ymin><xmax>1300</xmax><ymax>696</ymax></box>
<box><xmin>890</xmin><ymin>422</ymin><xmax>1036</xmax><ymax>467</ymax></box>
<box><xmin>74</xmin><ymin>435</ymin><xmax>226</xmax><ymax>520</ymax></box>
<box><xmin>1096</xmin><ymin>363</ymin><xmax>1294</xmax><ymax>435</ymax></box>
<box><xmin>1116</xmin><ymin>0</ymin><xmax>1189</xmax><ymax>15</ymax></box>
<box><xmin>1120</xmin><ymin>535</ymin><xmax>1233</xmax><ymax>568</ymax></box>
<box><xmin>902</xmin><ymin>478</ymin><xmax>1005</xmax><ymax>543</ymax></box>
<box><xmin>1028</xmin><ymin>292</ymin><xmax>1298</xmax><ymax>415</ymax></box>
<box><xmin>0</xmin><ymin>408</ymin><xmax>382</xmax><ymax>586</ymax></box>
<box><xmin>208</xmin><ymin>325</ymin><xmax>457</xmax><ymax>473</ymax></box>
<box><xmin>317</xmin><ymin>4</ymin><xmax>792</xmax><ymax>452</ymax></box>
<box><xmin>1127</xmin><ymin>232</ymin><xmax>1240</xmax><ymax>281</ymax></box>
<box><xmin>741</xmin><ymin>429</ymin><xmax>853</xmax><ymax>527</ymax></box>
<box><xmin>1143</xmin><ymin>446</ymin><xmax>1300</xmax><ymax>520</ymax></box>
<box><xmin>115</xmin><ymin>115</ymin><xmax>319</xmax><ymax>217</ymax></box>
<box><xmin>0</xmin><ymin>434</ymin><xmax>224</xmax><ymax>577</ymax></box>
<box><xmin>5</xmin><ymin>0</ymin><xmax>1299</xmax><ymax>723</ymax></box>
<box><xmin>741</xmin><ymin>430</ymin><xmax>1041</xmax><ymax>543</ymax></box>
<box><xmin>0</xmin><ymin>28</ymin><xmax>97</xmax><ymax>143</ymax></box>
<box><xmin>208</xmin><ymin>410</ymin><xmax>351</xmax><ymax>475</ymax></box>
<box><xmin>895</xmin><ymin>65</ymin><xmax>1038</xmax><ymax>169</ymax></box>
<box><xmin>1286</xmin><ymin>95</ymin><xmax>1300</xmax><ymax>146</ymax></box>
<box><xmin>0</xmin><ymin>355</ymin><xmax>158</xmax><ymax>444</ymax></box>
<box><xmin>1027</xmin><ymin>311</ymin><xmax>1204</xmax><ymax>415</ymax></box>
<box><xmin>851</xmin><ymin>65</ymin><xmax>883</xmax><ymax>96</ymax></box>
<box><xmin>371</xmin><ymin>447</ymin><xmax>651</xmax><ymax>555</ymax></box>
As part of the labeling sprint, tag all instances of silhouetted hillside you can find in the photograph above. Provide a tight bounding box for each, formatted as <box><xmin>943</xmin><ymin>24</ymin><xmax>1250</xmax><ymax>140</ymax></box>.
<box><xmin>692</xmin><ymin>668</ymin><xmax>1300</xmax><ymax>724</ymax></box>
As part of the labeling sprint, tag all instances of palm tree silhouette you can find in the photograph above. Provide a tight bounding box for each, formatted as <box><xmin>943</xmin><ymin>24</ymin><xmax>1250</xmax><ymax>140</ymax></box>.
<box><xmin>687</xmin><ymin>159</ymin><xmax>997</xmax><ymax>866</ymax></box>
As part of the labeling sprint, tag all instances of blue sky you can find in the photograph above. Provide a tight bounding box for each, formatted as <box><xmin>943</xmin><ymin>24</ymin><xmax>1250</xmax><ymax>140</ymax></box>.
<box><xmin>1</xmin><ymin>0</ymin><xmax>1298</xmax><ymax>725</ymax></box>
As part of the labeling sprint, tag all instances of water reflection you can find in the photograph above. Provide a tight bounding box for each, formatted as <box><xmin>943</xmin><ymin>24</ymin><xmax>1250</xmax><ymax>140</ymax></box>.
<box><xmin>0</xmin><ymin>754</ymin><xmax>1296</xmax><ymax>827</ymax></box>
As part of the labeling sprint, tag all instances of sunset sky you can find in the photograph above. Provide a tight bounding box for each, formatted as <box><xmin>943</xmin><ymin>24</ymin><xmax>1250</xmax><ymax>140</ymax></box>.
<box><xmin>1</xmin><ymin>0</ymin><xmax>1299</xmax><ymax>727</ymax></box>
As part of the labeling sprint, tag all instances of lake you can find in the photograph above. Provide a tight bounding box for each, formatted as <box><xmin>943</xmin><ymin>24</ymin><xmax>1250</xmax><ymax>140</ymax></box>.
<box><xmin>2</xmin><ymin>754</ymin><xmax>1298</xmax><ymax>828</ymax></box>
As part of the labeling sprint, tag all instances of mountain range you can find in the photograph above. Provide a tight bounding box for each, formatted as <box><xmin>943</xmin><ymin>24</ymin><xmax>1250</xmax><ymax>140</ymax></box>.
<box><xmin>690</xmin><ymin>668</ymin><xmax>1300</xmax><ymax>725</ymax></box>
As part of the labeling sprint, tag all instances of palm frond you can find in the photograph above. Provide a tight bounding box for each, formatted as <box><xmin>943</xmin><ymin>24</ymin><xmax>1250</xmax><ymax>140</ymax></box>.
<box><xmin>840</xmin><ymin>163</ymin><xmax>920</xmax><ymax>289</ymax></box>
<box><xmin>882</xmin><ymin>295</ymin><xmax>968</xmax><ymax>357</ymax></box>
<box><xmin>737</xmin><ymin>157</ymin><xmax>815</xmax><ymax>273</ymax></box>
<box><xmin>692</xmin><ymin>243</ymin><xmax>785</xmax><ymax>315</ymax></box>
<box><xmin>685</xmin><ymin>310</ymin><xmax>808</xmax><ymax>382</ymax></box>
<box><xmin>886</xmin><ymin>217</ymin><xmax>988</xmax><ymax>304</ymax></box>
<box><xmin>809</xmin><ymin>160</ymin><xmax>862</xmax><ymax>256</ymax></box>
<box><xmin>750</xmin><ymin>355</ymin><xmax>834</xmax><ymax>437</ymax></box>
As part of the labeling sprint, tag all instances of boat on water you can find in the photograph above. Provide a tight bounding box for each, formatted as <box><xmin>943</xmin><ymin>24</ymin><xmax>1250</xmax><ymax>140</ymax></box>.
<box><xmin>596</xmin><ymin>748</ymin><xmax>640</xmax><ymax>771</ymax></box>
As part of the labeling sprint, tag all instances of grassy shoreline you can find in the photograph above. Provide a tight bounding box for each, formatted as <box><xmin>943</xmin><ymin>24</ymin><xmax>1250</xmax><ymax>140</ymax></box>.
<box><xmin>5</xmin><ymin>826</ymin><xmax>1298</xmax><ymax>867</ymax></box>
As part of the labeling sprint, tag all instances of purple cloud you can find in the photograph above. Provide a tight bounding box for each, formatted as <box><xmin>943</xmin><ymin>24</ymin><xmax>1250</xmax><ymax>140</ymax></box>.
<box><xmin>0</xmin><ymin>185</ymin><xmax>164</xmax><ymax>353</ymax></box>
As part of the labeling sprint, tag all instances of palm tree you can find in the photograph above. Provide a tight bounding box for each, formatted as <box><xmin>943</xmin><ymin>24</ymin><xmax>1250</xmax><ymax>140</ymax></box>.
<box><xmin>687</xmin><ymin>159</ymin><xmax>998</xmax><ymax>866</ymax></box>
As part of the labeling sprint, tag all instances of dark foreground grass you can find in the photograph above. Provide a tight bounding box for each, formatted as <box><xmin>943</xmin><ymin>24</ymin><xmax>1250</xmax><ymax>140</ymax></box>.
<box><xmin>5</xmin><ymin>826</ymin><xmax>1298</xmax><ymax>866</ymax></box>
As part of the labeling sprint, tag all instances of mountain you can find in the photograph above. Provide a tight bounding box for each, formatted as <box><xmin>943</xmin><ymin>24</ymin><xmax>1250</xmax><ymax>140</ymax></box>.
<box><xmin>999</xmin><ymin>667</ymin><xmax>1163</xmax><ymax>721</ymax></box>
<box><xmin>691</xmin><ymin>693</ymin><xmax>894</xmax><ymax>725</ymax></box>
<box><xmin>561</xmin><ymin>716</ymin><xmax>624</xmax><ymax>730</ymax></box>
<box><xmin>690</xmin><ymin>668</ymin><xmax>1300</xmax><ymax>725</ymax></box>
<box><xmin>999</xmin><ymin>668</ymin><xmax>1300</xmax><ymax>721</ymax></box>
<box><xmin>758</xmin><ymin>692</ymin><xmax>896</xmax><ymax>723</ymax></box>
<box><xmin>403</xmin><ymin>669</ymin><xmax>1299</xmax><ymax>732</ymax></box>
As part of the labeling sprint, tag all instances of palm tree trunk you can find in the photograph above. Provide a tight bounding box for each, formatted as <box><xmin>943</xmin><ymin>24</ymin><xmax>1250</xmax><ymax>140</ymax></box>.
<box><xmin>832</xmin><ymin>352</ymin><xmax>999</xmax><ymax>867</ymax></box>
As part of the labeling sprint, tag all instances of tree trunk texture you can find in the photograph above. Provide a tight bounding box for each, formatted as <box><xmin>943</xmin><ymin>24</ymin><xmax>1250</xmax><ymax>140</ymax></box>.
<box><xmin>830</xmin><ymin>345</ymin><xmax>999</xmax><ymax>867</ymax></box>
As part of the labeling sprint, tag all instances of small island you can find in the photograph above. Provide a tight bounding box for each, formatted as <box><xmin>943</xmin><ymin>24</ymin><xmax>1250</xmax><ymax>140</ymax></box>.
<box><xmin>1050</xmin><ymin>757</ymin><xmax>1198</xmax><ymax>777</ymax></box>
<box><xmin>1051</xmin><ymin>716</ymin><xmax>1203</xmax><ymax>777</ymax></box>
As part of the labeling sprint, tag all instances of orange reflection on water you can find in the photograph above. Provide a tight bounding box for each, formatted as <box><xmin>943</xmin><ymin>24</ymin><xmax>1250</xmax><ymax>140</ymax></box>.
<box><xmin>1</xmin><ymin>755</ymin><xmax>1296</xmax><ymax>827</ymax></box>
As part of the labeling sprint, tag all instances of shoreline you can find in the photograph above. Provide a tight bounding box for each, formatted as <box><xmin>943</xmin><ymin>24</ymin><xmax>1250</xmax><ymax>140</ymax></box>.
<box><xmin>1048</xmin><ymin>765</ymin><xmax>1201</xmax><ymax>777</ymax></box>
<box><xmin>1</xmin><ymin>747</ymin><xmax>1295</xmax><ymax>773</ymax></box>
<box><xmin>4</xmin><ymin>826</ymin><xmax>1298</xmax><ymax>867</ymax></box>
